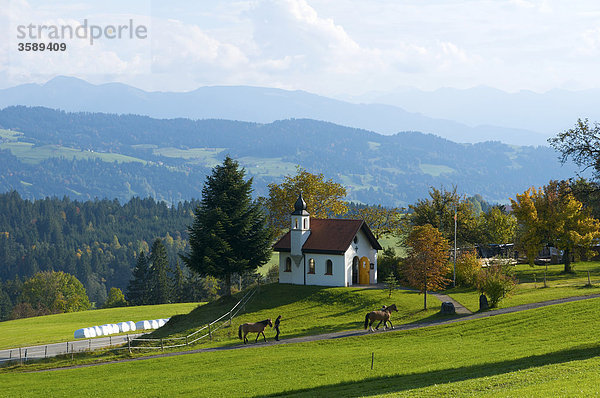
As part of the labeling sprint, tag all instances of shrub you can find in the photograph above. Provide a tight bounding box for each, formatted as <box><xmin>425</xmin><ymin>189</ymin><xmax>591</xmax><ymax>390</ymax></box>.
<box><xmin>476</xmin><ymin>264</ymin><xmax>516</xmax><ymax>308</ymax></box>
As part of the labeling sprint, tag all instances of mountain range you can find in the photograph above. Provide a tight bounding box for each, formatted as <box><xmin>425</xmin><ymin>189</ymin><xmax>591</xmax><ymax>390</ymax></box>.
<box><xmin>0</xmin><ymin>76</ymin><xmax>549</xmax><ymax>146</ymax></box>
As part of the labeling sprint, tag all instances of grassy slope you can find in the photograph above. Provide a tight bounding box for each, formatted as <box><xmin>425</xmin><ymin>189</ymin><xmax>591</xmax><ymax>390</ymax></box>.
<box><xmin>148</xmin><ymin>284</ymin><xmax>441</xmax><ymax>346</ymax></box>
<box><xmin>447</xmin><ymin>261</ymin><xmax>600</xmax><ymax>312</ymax></box>
<box><xmin>0</xmin><ymin>303</ymin><xmax>202</xmax><ymax>350</ymax></box>
<box><xmin>3</xmin><ymin>297</ymin><xmax>600</xmax><ymax>397</ymax></box>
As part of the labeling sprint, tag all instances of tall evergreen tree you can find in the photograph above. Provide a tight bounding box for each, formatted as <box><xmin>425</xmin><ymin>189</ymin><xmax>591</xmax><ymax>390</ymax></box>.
<box><xmin>148</xmin><ymin>239</ymin><xmax>171</xmax><ymax>304</ymax></box>
<box><xmin>172</xmin><ymin>261</ymin><xmax>186</xmax><ymax>303</ymax></box>
<box><xmin>182</xmin><ymin>157</ymin><xmax>273</xmax><ymax>296</ymax></box>
<box><xmin>127</xmin><ymin>251</ymin><xmax>151</xmax><ymax>305</ymax></box>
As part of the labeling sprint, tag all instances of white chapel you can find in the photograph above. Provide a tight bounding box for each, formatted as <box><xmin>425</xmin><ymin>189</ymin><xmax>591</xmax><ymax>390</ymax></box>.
<box><xmin>273</xmin><ymin>194</ymin><xmax>382</xmax><ymax>287</ymax></box>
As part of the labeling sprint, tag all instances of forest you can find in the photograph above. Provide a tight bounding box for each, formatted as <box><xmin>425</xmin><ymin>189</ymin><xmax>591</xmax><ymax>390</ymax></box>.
<box><xmin>0</xmin><ymin>191</ymin><xmax>198</xmax><ymax>311</ymax></box>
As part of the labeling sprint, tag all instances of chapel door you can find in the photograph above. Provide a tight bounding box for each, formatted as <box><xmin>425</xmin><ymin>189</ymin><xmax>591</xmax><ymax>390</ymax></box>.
<box><xmin>352</xmin><ymin>256</ymin><xmax>359</xmax><ymax>284</ymax></box>
<box><xmin>359</xmin><ymin>256</ymin><xmax>370</xmax><ymax>285</ymax></box>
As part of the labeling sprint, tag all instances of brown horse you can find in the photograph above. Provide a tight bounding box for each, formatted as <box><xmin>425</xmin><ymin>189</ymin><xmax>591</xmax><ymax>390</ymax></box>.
<box><xmin>364</xmin><ymin>304</ymin><xmax>398</xmax><ymax>331</ymax></box>
<box><xmin>238</xmin><ymin>319</ymin><xmax>273</xmax><ymax>343</ymax></box>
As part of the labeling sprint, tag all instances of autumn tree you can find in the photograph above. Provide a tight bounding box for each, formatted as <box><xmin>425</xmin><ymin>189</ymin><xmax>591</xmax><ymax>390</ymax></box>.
<box><xmin>267</xmin><ymin>167</ymin><xmax>347</xmax><ymax>231</ymax></box>
<box><xmin>182</xmin><ymin>157</ymin><xmax>273</xmax><ymax>296</ymax></box>
<box><xmin>511</xmin><ymin>181</ymin><xmax>600</xmax><ymax>272</ymax></box>
<box><xmin>19</xmin><ymin>271</ymin><xmax>91</xmax><ymax>315</ymax></box>
<box><xmin>403</xmin><ymin>224</ymin><xmax>450</xmax><ymax>309</ymax></box>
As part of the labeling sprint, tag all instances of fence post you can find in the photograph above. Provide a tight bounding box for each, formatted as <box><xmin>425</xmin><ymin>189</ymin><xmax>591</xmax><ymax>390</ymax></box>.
<box><xmin>9</xmin><ymin>349</ymin><xmax>12</xmax><ymax>359</ymax></box>
<box><xmin>160</xmin><ymin>338</ymin><xmax>164</xmax><ymax>352</ymax></box>
<box><xmin>186</xmin><ymin>335</ymin><xmax>188</xmax><ymax>346</ymax></box>
<box><xmin>19</xmin><ymin>347</ymin><xmax>22</xmax><ymax>365</ymax></box>
<box><xmin>24</xmin><ymin>348</ymin><xmax>27</xmax><ymax>361</ymax></box>
<box><xmin>208</xmin><ymin>323</ymin><xmax>212</xmax><ymax>341</ymax></box>
<box><xmin>45</xmin><ymin>345</ymin><xmax>48</xmax><ymax>359</ymax></box>
<box><xmin>66</xmin><ymin>342</ymin><xmax>69</xmax><ymax>354</ymax></box>
<box><xmin>127</xmin><ymin>335</ymin><xmax>131</xmax><ymax>354</ymax></box>
<box><xmin>89</xmin><ymin>339</ymin><xmax>91</xmax><ymax>351</ymax></box>
<box><xmin>229</xmin><ymin>310</ymin><xmax>232</xmax><ymax>326</ymax></box>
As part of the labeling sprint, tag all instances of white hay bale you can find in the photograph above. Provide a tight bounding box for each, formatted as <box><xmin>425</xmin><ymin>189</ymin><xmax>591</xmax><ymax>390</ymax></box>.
<box><xmin>111</xmin><ymin>324</ymin><xmax>120</xmax><ymax>334</ymax></box>
<box><xmin>118</xmin><ymin>321</ymin><xmax>130</xmax><ymax>333</ymax></box>
<box><xmin>101</xmin><ymin>324</ymin><xmax>113</xmax><ymax>335</ymax></box>
<box><xmin>127</xmin><ymin>321</ymin><xmax>136</xmax><ymax>331</ymax></box>
<box><xmin>85</xmin><ymin>327</ymin><xmax>97</xmax><ymax>338</ymax></box>
<box><xmin>157</xmin><ymin>319</ymin><xmax>165</xmax><ymax>328</ymax></box>
<box><xmin>74</xmin><ymin>328</ymin><xmax>86</xmax><ymax>339</ymax></box>
<box><xmin>135</xmin><ymin>320</ymin><xmax>152</xmax><ymax>330</ymax></box>
<box><xmin>150</xmin><ymin>319</ymin><xmax>159</xmax><ymax>329</ymax></box>
<box><xmin>94</xmin><ymin>326</ymin><xmax>103</xmax><ymax>337</ymax></box>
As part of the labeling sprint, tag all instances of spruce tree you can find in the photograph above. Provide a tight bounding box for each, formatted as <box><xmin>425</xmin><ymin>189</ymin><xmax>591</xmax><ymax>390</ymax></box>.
<box><xmin>148</xmin><ymin>239</ymin><xmax>171</xmax><ymax>304</ymax></box>
<box><xmin>172</xmin><ymin>261</ymin><xmax>186</xmax><ymax>303</ymax></box>
<box><xmin>182</xmin><ymin>156</ymin><xmax>273</xmax><ymax>296</ymax></box>
<box><xmin>127</xmin><ymin>251</ymin><xmax>151</xmax><ymax>305</ymax></box>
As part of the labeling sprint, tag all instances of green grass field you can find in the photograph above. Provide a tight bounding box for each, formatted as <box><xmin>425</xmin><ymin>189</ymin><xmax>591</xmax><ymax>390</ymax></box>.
<box><xmin>0</xmin><ymin>303</ymin><xmax>202</xmax><ymax>350</ymax></box>
<box><xmin>447</xmin><ymin>261</ymin><xmax>600</xmax><ymax>312</ymax></box>
<box><xmin>2</xmin><ymin>295</ymin><xmax>599</xmax><ymax>396</ymax></box>
<box><xmin>148</xmin><ymin>284</ymin><xmax>441</xmax><ymax>346</ymax></box>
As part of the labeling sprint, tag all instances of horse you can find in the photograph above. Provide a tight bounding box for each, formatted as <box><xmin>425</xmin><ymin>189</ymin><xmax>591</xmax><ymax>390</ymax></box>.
<box><xmin>364</xmin><ymin>304</ymin><xmax>398</xmax><ymax>332</ymax></box>
<box><xmin>238</xmin><ymin>319</ymin><xmax>273</xmax><ymax>343</ymax></box>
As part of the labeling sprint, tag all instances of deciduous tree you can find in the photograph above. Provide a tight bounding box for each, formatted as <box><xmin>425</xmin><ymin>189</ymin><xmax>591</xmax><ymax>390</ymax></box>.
<box><xmin>345</xmin><ymin>204</ymin><xmax>405</xmax><ymax>239</ymax></box>
<box><xmin>403</xmin><ymin>224</ymin><xmax>450</xmax><ymax>309</ymax></box>
<box><xmin>103</xmin><ymin>287</ymin><xmax>127</xmax><ymax>308</ymax></box>
<box><xmin>267</xmin><ymin>167</ymin><xmax>347</xmax><ymax>231</ymax></box>
<box><xmin>409</xmin><ymin>186</ymin><xmax>478</xmax><ymax>245</ymax></box>
<box><xmin>511</xmin><ymin>181</ymin><xmax>600</xmax><ymax>272</ymax></box>
<box><xmin>19</xmin><ymin>271</ymin><xmax>90</xmax><ymax>314</ymax></box>
<box><xmin>549</xmin><ymin>118</ymin><xmax>600</xmax><ymax>179</ymax></box>
<box><xmin>182</xmin><ymin>157</ymin><xmax>273</xmax><ymax>296</ymax></box>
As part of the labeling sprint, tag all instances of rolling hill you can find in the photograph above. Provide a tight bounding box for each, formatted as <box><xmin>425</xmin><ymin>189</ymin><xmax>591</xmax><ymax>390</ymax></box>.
<box><xmin>0</xmin><ymin>106</ymin><xmax>578</xmax><ymax>206</ymax></box>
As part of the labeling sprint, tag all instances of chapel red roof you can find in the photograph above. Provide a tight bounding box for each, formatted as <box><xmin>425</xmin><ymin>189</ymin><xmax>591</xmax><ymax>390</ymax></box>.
<box><xmin>272</xmin><ymin>218</ymin><xmax>382</xmax><ymax>255</ymax></box>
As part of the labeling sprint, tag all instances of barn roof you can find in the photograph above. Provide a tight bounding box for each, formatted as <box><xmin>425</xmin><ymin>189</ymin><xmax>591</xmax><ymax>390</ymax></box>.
<box><xmin>273</xmin><ymin>218</ymin><xmax>382</xmax><ymax>255</ymax></box>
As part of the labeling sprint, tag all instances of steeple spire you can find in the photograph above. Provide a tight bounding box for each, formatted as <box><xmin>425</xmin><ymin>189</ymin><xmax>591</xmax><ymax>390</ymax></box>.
<box><xmin>292</xmin><ymin>193</ymin><xmax>309</xmax><ymax>215</ymax></box>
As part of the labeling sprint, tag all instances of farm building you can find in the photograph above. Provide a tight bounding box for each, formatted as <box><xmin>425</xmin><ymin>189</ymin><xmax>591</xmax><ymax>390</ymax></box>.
<box><xmin>273</xmin><ymin>194</ymin><xmax>382</xmax><ymax>287</ymax></box>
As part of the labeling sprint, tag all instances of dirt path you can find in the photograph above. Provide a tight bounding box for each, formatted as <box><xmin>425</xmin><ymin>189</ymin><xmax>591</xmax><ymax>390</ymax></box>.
<box><xmin>25</xmin><ymin>292</ymin><xmax>600</xmax><ymax>373</ymax></box>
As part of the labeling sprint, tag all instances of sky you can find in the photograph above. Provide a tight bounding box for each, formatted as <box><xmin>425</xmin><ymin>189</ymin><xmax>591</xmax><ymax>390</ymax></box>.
<box><xmin>1</xmin><ymin>0</ymin><xmax>600</xmax><ymax>97</ymax></box>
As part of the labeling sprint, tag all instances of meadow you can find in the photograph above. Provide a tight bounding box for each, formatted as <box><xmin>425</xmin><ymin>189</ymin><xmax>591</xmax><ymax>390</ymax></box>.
<box><xmin>0</xmin><ymin>302</ymin><xmax>202</xmax><ymax>350</ymax></box>
<box><xmin>148</xmin><ymin>284</ymin><xmax>442</xmax><ymax>346</ymax></box>
<box><xmin>2</xmin><ymin>296</ymin><xmax>599</xmax><ymax>397</ymax></box>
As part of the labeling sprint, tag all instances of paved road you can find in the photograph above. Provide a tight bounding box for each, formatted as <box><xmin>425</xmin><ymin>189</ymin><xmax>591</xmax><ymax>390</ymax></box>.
<box><xmin>0</xmin><ymin>334</ymin><xmax>143</xmax><ymax>364</ymax></box>
<box><xmin>26</xmin><ymin>292</ymin><xmax>600</xmax><ymax>372</ymax></box>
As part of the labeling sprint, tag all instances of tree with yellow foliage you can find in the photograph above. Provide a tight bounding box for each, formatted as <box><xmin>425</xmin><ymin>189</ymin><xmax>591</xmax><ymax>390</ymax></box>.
<box><xmin>403</xmin><ymin>224</ymin><xmax>450</xmax><ymax>310</ymax></box>
<box><xmin>266</xmin><ymin>167</ymin><xmax>347</xmax><ymax>231</ymax></box>
<box><xmin>511</xmin><ymin>180</ymin><xmax>600</xmax><ymax>272</ymax></box>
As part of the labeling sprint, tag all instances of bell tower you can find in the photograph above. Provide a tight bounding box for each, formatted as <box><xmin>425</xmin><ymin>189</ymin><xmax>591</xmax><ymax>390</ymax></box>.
<box><xmin>290</xmin><ymin>193</ymin><xmax>310</xmax><ymax>265</ymax></box>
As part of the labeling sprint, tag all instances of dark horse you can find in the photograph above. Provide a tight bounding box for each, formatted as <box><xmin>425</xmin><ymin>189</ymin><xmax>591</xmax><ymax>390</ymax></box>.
<box><xmin>364</xmin><ymin>304</ymin><xmax>398</xmax><ymax>331</ymax></box>
<box><xmin>238</xmin><ymin>319</ymin><xmax>272</xmax><ymax>343</ymax></box>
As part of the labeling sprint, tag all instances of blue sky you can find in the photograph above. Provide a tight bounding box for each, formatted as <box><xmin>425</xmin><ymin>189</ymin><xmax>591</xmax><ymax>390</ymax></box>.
<box><xmin>2</xmin><ymin>0</ymin><xmax>600</xmax><ymax>96</ymax></box>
